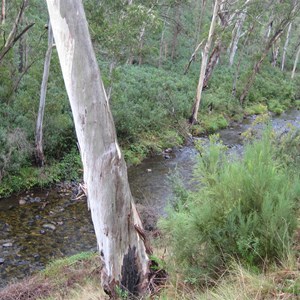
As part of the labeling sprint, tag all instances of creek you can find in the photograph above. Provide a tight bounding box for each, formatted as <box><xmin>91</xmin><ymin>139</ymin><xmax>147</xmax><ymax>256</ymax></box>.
<box><xmin>1</xmin><ymin>110</ymin><xmax>300</xmax><ymax>287</ymax></box>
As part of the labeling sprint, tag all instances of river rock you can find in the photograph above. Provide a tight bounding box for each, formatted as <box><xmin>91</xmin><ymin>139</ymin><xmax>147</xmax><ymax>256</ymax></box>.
<box><xmin>164</xmin><ymin>154</ymin><xmax>171</xmax><ymax>159</ymax></box>
<box><xmin>19</xmin><ymin>198</ymin><xmax>26</xmax><ymax>205</ymax></box>
<box><xmin>33</xmin><ymin>253</ymin><xmax>40</xmax><ymax>260</ymax></box>
<box><xmin>3</xmin><ymin>242</ymin><xmax>13</xmax><ymax>247</ymax></box>
<box><xmin>0</xmin><ymin>258</ymin><xmax>4</xmax><ymax>264</ymax></box>
<box><xmin>42</xmin><ymin>224</ymin><xmax>56</xmax><ymax>230</ymax></box>
<box><xmin>164</xmin><ymin>148</ymin><xmax>172</xmax><ymax>153</ymax></box>
<box><xmin>30</xmin><ymin>197</ymin><xmax>41</xmax><ymax>203</ymax></box>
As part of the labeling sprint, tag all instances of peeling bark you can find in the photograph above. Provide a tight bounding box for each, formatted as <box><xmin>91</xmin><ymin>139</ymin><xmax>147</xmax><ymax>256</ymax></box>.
<box><xmin>46</xmin><ymin>0</ymin><xmax>149</xmax><ymax>297</ymax></box>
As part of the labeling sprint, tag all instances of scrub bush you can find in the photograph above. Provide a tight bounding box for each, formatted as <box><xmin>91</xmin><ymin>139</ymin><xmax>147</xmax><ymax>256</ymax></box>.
<box><xmin>160</xmin><ymin>130</ymin><xmax>300</xmax><ymax>282</ymax></box>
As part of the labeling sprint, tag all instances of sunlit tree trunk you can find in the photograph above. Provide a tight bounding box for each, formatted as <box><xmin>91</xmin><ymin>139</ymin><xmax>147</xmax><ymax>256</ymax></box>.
<box><xmin>229</xmin><ymin>2</ymin><xmax>248</xmax><ymax>66</ymax></box>
<box><xmin>189</xmin><ymin>0</ymin><xmax>219</xmax><ymax>124</ymax></box>
<box><xmin>46</xmin><ymin>0</ymin><xmax>150</xmax><ymax>297</ymax></box>
<box><xmin>35</xmin><ymin>21</ymin><xmax>53</xmax><ymax>167</ymax></box>
<box><xmin>291</xmin><ymin>44</ymin><xmax>300</xmax><ymax>79</ymax></box>
<box><xmin>281</xmin><ymin>22</ymin><xmax>292</xmax><ymax>71</ymax></box>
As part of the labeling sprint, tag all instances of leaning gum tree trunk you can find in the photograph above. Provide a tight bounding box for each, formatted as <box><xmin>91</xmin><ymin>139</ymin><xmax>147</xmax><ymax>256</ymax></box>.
<box><xmin>239</xmin><ymin>25</ymin><xmax>288</xmax><ymax>104</ymax></box>
<box><xmin>46</xmin><ymin>0</ymin><xmax>150</xmax><ymax>297</ymax></box>
<box><xmin>189</xmin><ymin>0</ymin><xmax>219</xmax><ymax>124</ymax></box>
<box><xmin>35</xmin><ymin>21</ymin><xmax>53</xmax><ymax>167</ymax></box>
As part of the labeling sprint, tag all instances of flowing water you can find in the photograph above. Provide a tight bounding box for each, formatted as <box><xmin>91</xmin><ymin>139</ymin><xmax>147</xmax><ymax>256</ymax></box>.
<box><xmin>1</xmin><ymin>110</ymin><xmax>300</xmax><ymax>287</ymax></box>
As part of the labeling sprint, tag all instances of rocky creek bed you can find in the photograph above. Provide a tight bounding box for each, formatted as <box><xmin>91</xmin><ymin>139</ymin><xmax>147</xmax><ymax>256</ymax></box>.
<box><xmin>1</xmin><ymin>110</ymin><xmax>300</xmax><ymax>288</ymax></box>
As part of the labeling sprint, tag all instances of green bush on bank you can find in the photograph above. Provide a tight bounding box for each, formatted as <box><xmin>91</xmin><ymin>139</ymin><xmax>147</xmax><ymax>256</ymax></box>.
<box><xmin>0</xmin><ymin>149</ymin><xmax>82</xmax><ymax>198</ymax></box>
<box><xmin>160</xmin><ymin>129</ymin><xmax>300</xmax><ymax>283</ymax></box>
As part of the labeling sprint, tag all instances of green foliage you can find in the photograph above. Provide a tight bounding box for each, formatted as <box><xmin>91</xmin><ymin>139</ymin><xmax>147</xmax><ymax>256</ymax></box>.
<box><xmin>0</xmin><ymin>148</ymin><xmax>82</xmax><ymax>198</ymax></box>
<box><xmin>111</xmin><ymin>65</ymin><xmax>194</xmax><ymax>143</ymax></box>
<box><xmin>244</xmin><ymin>103</ymin><xmax>268</xmax><ymax>115</ymax></box>
<box><xmin>160</xmin><ymin>130</ymin><xmax>300</xmax><ymax>282</ymax></box>
<box><xmin>242</xmin><ymin>65</ymin><xmax>295</xmax><ymax>106</ymax></box>
<box><xmin>43</xmin><ymin>251</ymin><xmax>96</xmax><ymax>278</ymax></box>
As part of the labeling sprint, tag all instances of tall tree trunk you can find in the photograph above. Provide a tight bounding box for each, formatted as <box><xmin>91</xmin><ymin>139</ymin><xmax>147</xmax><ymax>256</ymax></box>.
<box><xmin>35</xmin><ymin>21</ymin><xmax>53</xmax><ymax>167</ymax></box>
<box><xmin>203</xmin><ymin>39</ymin><xmax>222</xmax><ymax>88</ymax></box>
<box><xmin>189</xmin><ymin>0</ymin><xmax>219</xmax><ymax>124</ymax></box>
<box><xmin>202</xmin><ymin>1</ymin><xmax>230</xmax><ymax>89</ymax></box>
<box><xmin>281</xmin><ymin>22</ymin><xmax>292</xmax><ymax>71</ymax></box>
<box><xmin>229</xmin><ymin>4</ymin><xmax>248</xmax><ymax>66</ymax></box>
<box><xmin>138</xmin><ymin>26</ymin><xmax>145</xmax><ymax>65</ymax></box>
<box><xmin>272</xmin><ymin>40</ymin><xmax>280</xmax><ymax>67</ymax></box>
<box><xmin>291</xmin><ymin>44</ymin><xmax>300</xmax><ymax>79</ymax></box>
<box><xmin>46</xmin><ymin>0</ymin><xmax>150</xmax><ymax>297</ymax></box>
<box><xmin>1</xmin><ymin>0</ymin><xmax>5</xmax><ymax>24</ymax></box>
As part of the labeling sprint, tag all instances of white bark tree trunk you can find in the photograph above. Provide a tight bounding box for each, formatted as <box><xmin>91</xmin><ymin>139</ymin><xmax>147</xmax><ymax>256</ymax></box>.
<box><xmin>292</xmin><ymin>44</ymin><xmax>300</xmax><ymax>79</ymax></box>
<box><xmin>46</xmin><ymin>0</ymin><xmax>150</xmax><ymax>297</ymax></box>
<box><xmin>272</xmin><ymin>39</ymin><xmax>280</xmax><ymax>67</ymax></box>
<box><xmin>229</xmin><ymin>7</ymin><xmax>247</xmax><ymax>66</ymax></box>
<box><xmin>190</xmin><ymin>0</ymin><xmax>219</xmax><ymax>124</ymax></box>
<box><xmin>35</xmin><ymin>21</ymin><xmax>53</xmax><ymax>167</ymax></box>
<box><xmin>281</xmin><ymin>22</ymin><xmax>292</xmax><ymax>71</ymax></box>
<box><xmin>1</xmin><ymin>0</ymin><xmax>5</xmax><ymax>25</ymax></box>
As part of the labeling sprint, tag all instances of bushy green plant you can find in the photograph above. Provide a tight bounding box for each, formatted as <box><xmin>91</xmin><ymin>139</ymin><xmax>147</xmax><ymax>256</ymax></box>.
<box><xmin>160</xmin><ymin>130</ymin><xmax>300</xmax><ymax>282</ymax></box>
<box><xmin>111</xmin><ymin>65</ymin><xmax>194</xmax><ymax>142</ymax></box>
<box><xmin>241</xmin><ymin>64</ymin><xmax>294</xmax><ymax>106</ymax></box>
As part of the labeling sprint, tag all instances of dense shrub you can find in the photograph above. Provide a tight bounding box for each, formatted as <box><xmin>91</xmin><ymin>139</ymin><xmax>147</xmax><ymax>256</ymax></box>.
<box><xmin>160</xmin><ymin>130</ymin><xmax>300</xmax><ymax>282</ymax></box>
<box><xmin>110</xmin><ymin>65</ymin><xmax>195</xmax><ymax>143</ymax></box>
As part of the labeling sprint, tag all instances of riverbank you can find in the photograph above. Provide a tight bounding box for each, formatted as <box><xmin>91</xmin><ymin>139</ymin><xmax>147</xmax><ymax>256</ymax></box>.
<box><xmin>1</xmin><ymin>229</ymin><xmax>299</xmax><ymax>300</ymax></box>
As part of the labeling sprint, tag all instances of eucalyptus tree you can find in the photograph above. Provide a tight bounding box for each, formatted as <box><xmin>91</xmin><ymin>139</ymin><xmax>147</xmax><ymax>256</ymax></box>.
<box><xmin>0</xmin><ymin>0</ymin><xmax>34</xmax><ymax>63</ymax></box>
<box><xmin>240</xmin><ymin>0</ymin><xmax>300</xmax><ymax>104</ymax></box>
<box><xmin>281</xmin><ymin>22</ymin><xmax>292</xmax><ymax>71</ymax></box>
<box><xmin>292</xmin><ymin>42</ymin><xmax>300</xmax><ymax>78</ymax></box>
<box><xmin>46</xmin><ymin>0</ymin><xmax>151</xmax><ymax>297</ymax></box>
<box><xmin>35</xmin><ymin>21</ymin><xmax>53</xmax><ymax>167</ymax></box>
<box><xmin>1</xmin><ymin>0</ymin><xmax>5</xmax><ymax>24</ymax></box>
<box><xmin>189</xmin><ymin>0</ymin><xmax>220</xmax><ymax>124</ymax></box>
